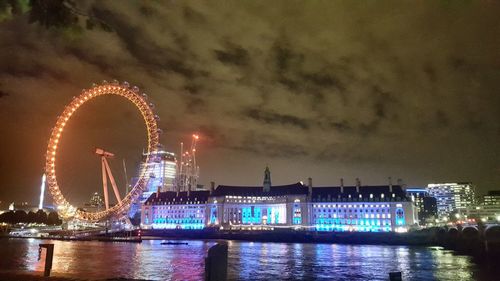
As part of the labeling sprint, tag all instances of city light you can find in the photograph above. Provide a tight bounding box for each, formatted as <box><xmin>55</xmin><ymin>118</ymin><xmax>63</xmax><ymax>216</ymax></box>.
<box><xmin>44</xmin><ymin>82</ymin><xmax>160</xmax><ymax>222</ymax></box>
<box><xmin>38</xmin><ymin>174</ymin><xmax>46</xmax><ymax>210</ymax></box>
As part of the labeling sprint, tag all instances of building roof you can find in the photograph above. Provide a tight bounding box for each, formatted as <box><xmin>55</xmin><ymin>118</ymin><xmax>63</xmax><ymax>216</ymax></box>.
<box><xmin>486</xmin><ymin>190</ymin><xmax>500</xmax><ymax>196</ymax></box>
<box><xmin>311</xmin><ymin>185</ymin><xmax>408</xmax><ymax>202</ymax></box>
<box><xmin>144</xmin><ymin>184</ymin><xmax>410</xmax><ymax>204</ymax></box>
<box><xmin>212</xmin><ymin>182</ymin><xmax>309</xmax><ymax>197</ymax></box>
<box><xmin>144</xmin><ymin>190</ymin><xmax>210</xmax><ymax>205</ymax></box>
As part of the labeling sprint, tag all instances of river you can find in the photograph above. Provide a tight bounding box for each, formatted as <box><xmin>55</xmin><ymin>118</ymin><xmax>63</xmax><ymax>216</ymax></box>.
<box><xmin>0</xmin><ymin>238</ymin><xmax>497</xmax><ymax>280</ymax></box>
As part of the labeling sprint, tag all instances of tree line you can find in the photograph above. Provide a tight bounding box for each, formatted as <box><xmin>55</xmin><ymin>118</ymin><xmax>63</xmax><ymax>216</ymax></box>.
<box><xmin>0</xmin><ymin>210</ymin><xmax>62</xmax><ymax>225</ymax></box>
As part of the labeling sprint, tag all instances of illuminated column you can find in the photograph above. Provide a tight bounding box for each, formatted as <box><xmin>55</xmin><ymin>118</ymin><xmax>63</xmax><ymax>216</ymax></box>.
<box><xmin>38</xmin><ymin>174</ymin><xmax>47</xmax><ymax>210</ymax></box>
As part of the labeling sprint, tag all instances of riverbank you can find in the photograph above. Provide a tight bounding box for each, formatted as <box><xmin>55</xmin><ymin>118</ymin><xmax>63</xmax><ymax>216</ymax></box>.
<box><xmin>140</xmin><ymin>227</ymin><xmax>500</xmax><ymax>262</ymax></box>
<box><xmin>140</xmin><ymin>228</ymin><xmax>438</xmax><ymax>246</ymax></box>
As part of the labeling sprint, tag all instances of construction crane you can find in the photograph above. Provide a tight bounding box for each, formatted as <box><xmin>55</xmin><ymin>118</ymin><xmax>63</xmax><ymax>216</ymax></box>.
<box><xmin>175</xmin><ymin>134</ymin><xmax>200</xmax><ymax>192</ymax></box>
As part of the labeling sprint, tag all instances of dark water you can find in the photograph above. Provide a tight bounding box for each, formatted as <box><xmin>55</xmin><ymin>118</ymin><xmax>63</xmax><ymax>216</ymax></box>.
<box><xmin>0</xmin><ymin>238</ymin><xmax>496</xmax><ymax>280</ymax></box>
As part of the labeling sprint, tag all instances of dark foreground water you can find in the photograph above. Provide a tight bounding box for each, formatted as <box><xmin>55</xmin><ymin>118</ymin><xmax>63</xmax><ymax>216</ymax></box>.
<box><xmin>0</xmin><ymin>238</ymin><xmax>497</xmax><ymax>280</ymax></box>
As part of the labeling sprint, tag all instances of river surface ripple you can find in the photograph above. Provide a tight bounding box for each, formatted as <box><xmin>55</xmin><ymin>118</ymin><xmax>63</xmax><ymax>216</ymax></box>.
<box><xmin>0</xmin><ymin>238</ymin><xmax>497</xmax><ymax>280</ymax></box>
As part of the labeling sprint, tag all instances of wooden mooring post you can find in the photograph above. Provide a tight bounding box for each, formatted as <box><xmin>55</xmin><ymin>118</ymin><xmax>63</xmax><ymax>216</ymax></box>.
<box><xmin>205</xmin><ymin>242</ymin><xmax>228</xmax><ymax>281</ymax></box>
<box><xmin>389</xmin><ymin>271</ymin><xmax>402</xmax><ymax>281</ymax></box>
<box><xmin>38</xmin><ymin>243</ymin><xmax>54</xmax><ymax>277</ymax></box>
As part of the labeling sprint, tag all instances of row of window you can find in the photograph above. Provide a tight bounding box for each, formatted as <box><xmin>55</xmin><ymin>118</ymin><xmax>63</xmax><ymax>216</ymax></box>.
<box><xmin>313</xmin><ymin>219</ymin><xmax>392</xmax><ymax>226</ymax></box>
<box><xmin>313</xmin><ymin>204</ymin><xmax>391</xmax><ymax>208</ymax></box>
<box><xmin>314</xmin><ymin>208</ymin><xmax>389</xmax><ymax>213</ymax></box>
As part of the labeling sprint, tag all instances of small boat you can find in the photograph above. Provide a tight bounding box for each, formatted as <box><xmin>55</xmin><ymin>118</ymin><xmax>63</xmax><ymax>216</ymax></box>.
<box><xmin>97</xmin><ymin>237</ymin><xmax>142</xmax><ymax>243</ymax></box>
<box><xmin>161</xmin><ymin>241</ymin><xmax>188</xmax><ymax>245</ymax></box>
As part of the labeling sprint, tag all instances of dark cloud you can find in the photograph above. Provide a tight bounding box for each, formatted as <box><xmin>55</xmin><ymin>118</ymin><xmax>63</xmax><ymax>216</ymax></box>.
<box><xmin>1</xmin><ymin>0</ymin><xmax>500</xmax><ymax>206</ymax></box>
<box><xmin>246</xmin><ymin>109</ymin><xmax>310</xmax><ymax>130</ymax></box>
<box><xmin>0</xmin><ymin>89</ymin><xmax>8</xmax><ymax>98</ymax></box>
<box><xmin>214</xmin><ymin>42</ymin><xmax>249</xmax><ymax>66</ymax></box>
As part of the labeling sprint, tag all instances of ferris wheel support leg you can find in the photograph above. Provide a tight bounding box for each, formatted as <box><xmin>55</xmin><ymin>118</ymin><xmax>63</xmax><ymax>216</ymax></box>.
<box><xmin>103</xmin><ymin>158</ymin><xmax>122</xmax><ymax>203</ymax></box>
<box><xmin>102</xmin><ymin>157</ymin><xmax>110</xmax><ymax>210</ymax></box>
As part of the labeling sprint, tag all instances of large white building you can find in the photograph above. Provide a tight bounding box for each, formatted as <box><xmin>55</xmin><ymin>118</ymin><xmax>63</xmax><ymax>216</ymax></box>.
<box><xmin>426</xmin><ymin>182</ymin><xmax>476</xmax><ymax>218</ymax></box>
<box><xmin>141</xmin><ymin>170</ymin><xmax>417</xmax><ymax>233</ymax></box>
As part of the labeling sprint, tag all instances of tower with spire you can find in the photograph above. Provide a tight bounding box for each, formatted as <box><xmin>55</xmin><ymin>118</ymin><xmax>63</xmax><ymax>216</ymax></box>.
<box><xmin>263</xmin><ymin>166</ymin><xmax>271</xmax><ymax>192</ymax></box>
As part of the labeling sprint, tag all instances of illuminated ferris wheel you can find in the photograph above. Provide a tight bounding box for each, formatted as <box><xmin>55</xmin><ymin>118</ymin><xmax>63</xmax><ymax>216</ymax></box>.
<box><xmin>44</xmin><ymin>81</ymin><xmax>160</xmax><ymax>221</ymax></box>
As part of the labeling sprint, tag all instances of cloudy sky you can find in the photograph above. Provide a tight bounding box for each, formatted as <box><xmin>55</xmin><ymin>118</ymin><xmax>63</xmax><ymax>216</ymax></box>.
<box><xmin>0</xmin><ymin>0</ymin><xmax>499</xmax><ymax>206</ymax></box>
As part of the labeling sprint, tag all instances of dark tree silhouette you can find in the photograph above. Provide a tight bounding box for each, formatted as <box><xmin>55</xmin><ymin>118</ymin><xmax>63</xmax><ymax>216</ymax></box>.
<box><xmin>13</xmin><ymin>210</ymin><xmax>28</xmax><ymax>223</ymax></box>
<box><xmin>27</xmin><ymin>211</ymin><xmax>37</xmax><ymax>223</ymax></box>
<box><xmin>35</xmin><ymin>209</ymin><xmax>48</xmax><ymax>224</ymax></box>
<box><xmin>47</xmin><ymin>211</ymin><xmax>62</xmax><ymax>225</ymax></box>
<box><xmin>0</xmin><ymin>211</ymin><xmax>15</xmax><ymax>224</ymax></box>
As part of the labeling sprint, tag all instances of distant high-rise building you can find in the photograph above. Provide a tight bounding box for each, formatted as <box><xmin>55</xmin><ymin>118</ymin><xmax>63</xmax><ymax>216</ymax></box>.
<box><xmin>426</xmin><ymin>183</ymin><xmax>476</xmax><ymax>218</ymax></box>
<box><xmin>422</xmin><ymin>197</ymin><xmax>438</xmax><ymax>221</ymax></box>
<box><xmin>83</xmin><ymin>192</ymin><xmax>104</xmax><ymax>212</ymax></box>
<box><xmin>466</xmin><ymin>190</ymin><xmax>500</xmax><ymax>222</ymax></box>
<box><xmin>89</xmin><ymin>192</ymin><xmax>104</xmax><ymax>207</ymax></box>
<box><xmin>134</xmin><ymin>150</ymin><xmax>177</xmax><ymax>199</ymax></box>
<box><xmin>406</xmin><ymin>188</ymin><xmax>437</xmax><ymax>223</ymax></box>
<box><xmin>128</xmin><ymin>150</ymin><xmax>177</xmax><ymax>220</ymax></box>
<box><xmin>483</xmin><ymin>190</ymin><xmax>500</xmax><ymax>206</ymax></box>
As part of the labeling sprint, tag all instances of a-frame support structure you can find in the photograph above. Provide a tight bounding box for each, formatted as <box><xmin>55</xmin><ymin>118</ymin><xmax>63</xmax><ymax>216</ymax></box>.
<box><xmin>95</xmin><ymin>148</ymin><xmax>121</xmax><ymax>210</ymax></box>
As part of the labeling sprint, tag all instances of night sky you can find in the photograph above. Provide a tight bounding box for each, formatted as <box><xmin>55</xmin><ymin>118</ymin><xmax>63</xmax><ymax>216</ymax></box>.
<box><xmin>0</xmin><ymin>1</ymin><xmax>499</xmax><ymax>207</ymax></box>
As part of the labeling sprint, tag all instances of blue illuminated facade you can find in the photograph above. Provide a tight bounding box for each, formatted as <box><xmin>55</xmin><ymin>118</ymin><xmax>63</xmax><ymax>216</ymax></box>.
<box><xmin>141</xmin><ymin>190</ymin><xmax>209</xmax><ymax>230</ymax></box>
<box><xmin>142</xmin><ymin>184</ymin><xmax>416</xmax><ymax>232</ymax></box>
<box><xmin>141</xmin><ymin>169</ymin><xmax>416</xmax><ymax>232</ymax></box>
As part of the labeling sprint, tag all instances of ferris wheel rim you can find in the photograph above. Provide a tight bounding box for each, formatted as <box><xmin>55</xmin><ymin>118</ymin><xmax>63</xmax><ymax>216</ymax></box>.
<box><xmin>44</xmin><ymin>81</ymin><xmax>160</xmax><ymax>222</ymax></box>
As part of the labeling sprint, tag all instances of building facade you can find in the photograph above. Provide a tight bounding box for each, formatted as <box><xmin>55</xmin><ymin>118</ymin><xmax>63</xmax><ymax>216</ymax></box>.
<box><xmin>129</xmin><ymin>150</ymin><xmax>177</xmax><ymax>219</ymax></box>
<box><xmin>406</xmin><ymin>188</ymin><xmax>437</xmax><ymax>223</ymax></box>
<box><xmin>141</xmin><ymin>190</ymin><xmax>209</xmax><ymax>229</ymax></box>
<box><xmin>426</xmin><ymin>183</ymin><xmax>476</xmax><ymax>218</ymax></box>
<box><xmin>484</xmin><ymin>190</ymin><xmax>500</xmax><ymax>206</ymax></box>
<box><xmin>466</xmin><ymin>190</ymin><xmax>500</xmax><ymax>222</ymax></box>
<box><xmin>141</xmin><ymin>172</ymin><xmax>417</xmax><ymax>232</ymax></box>
<box><xmin>134</xmin><ymin>150</ymin><xmax>177</xmax><ymax>196</ymax></box>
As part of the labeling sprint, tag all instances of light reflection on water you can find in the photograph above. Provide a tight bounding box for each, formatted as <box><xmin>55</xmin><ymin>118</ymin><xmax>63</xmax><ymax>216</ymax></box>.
<box><xmin>228</xmin><ymin>242</ymin><xmax>481</xmax><ymax>281</ymax></box>
<box><xmin>0</xmin><ymin>238</ymin><xmax>492</xmax><ymax>280</ymax></box>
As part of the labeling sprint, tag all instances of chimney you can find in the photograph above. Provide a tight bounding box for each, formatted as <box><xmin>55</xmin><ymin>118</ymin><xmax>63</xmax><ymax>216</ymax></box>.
<box><xmin>156</xmin><ymin>186</ymin><xmax>160</xmax><ymax>198</ymax></box>
<box><xmin>355</xmin><ymin>178</ymin><xmax>361</xmax><ymax>193</ymax></box>
<box><xmin>210</xmin><ymin>181</ymin><xmax>215</xmax><ymax>195</ymax></box>
<box><xmin>307</xmin><ymin>177</ymin><xmax>313</xmax><ymax>195</ymax></box>
<box><xmin>399</xmin><ymin>178</ymin><xmax>407</xmax><ymax>191</ymax></box>
<box><xmin>187</xmin><ymin>184</ymin><xmax>191</xmax><ymax>197</ymax></box>
<box><xmin>340</xmin><ymin>178</ymin><xmax>344</xmax><ymax>193</ymax></box>
<box><xmin>388</xmin><ymin>177</ymin><xmax>393</xmax><ymax>192</ymax></box>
